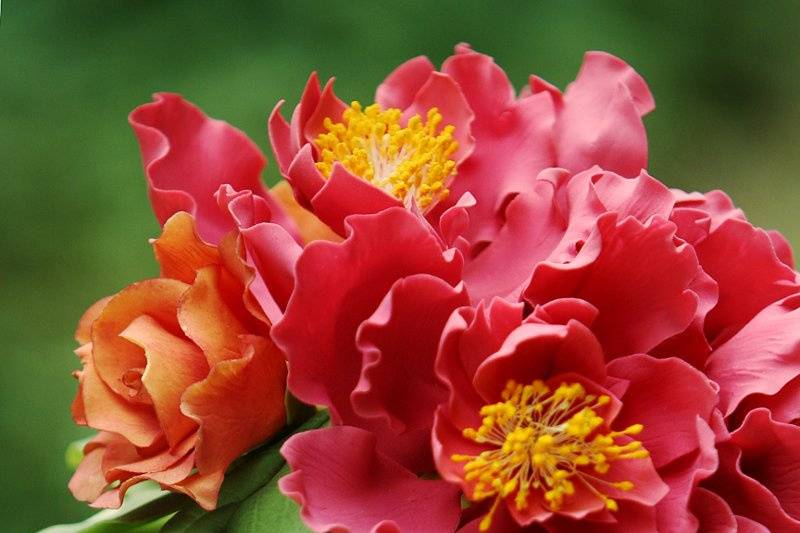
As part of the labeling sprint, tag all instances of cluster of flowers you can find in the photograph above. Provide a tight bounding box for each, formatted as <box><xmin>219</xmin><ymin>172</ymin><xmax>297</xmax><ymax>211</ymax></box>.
<box><xmin>69</xmin><ymin>45</ymin><xmax>800</xmax><ymax>532</ymax></box>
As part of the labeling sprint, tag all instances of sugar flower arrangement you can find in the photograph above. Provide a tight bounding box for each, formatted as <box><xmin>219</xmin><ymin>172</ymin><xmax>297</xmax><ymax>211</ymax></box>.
<box><xmin>57</xmin><ymin>45</ymin><xmax>800</xmax><ymax>532</ymax></box>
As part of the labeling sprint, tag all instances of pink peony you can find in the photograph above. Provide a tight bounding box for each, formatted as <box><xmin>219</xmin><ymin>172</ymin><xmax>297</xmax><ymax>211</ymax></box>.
<box><xmin>268</xmin><ymin>44</ymin><xmax>652</xmax><ymax>250</ymax></box>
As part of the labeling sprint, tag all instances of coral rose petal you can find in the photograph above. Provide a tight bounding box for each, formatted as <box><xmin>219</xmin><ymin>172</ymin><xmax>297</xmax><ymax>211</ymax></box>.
<box><xmin>120</xmin><ymin>315</ymin><xmax>207</xmax><ymax>447</ymax></box>
<box><xmin>181</xmin><ymin>335</ymin><xmax>287</xmax><ymax>476</ymax></box>
<box><xmin>279</xmin><ymin>426</ymin><xmax>461</xmax><ymax>533</ymax></box>
<box><xmin>151</xmin><ymin>212</ymin><xmax>219</xmax><ymax>284</ymax></box>
<box><xmin>91</xmin><ymin>278</ymin><xmax>187</xmax><ymax>399</ymax></box>
<box><xmin>178</xmin><ymin>266</ymin><xmax>249</xmax><ymax>366</ymax></box>
<box><xmin>74</xmin><ymin>343</ymin><xmax>161</xmax><ymax>447</ymax></box>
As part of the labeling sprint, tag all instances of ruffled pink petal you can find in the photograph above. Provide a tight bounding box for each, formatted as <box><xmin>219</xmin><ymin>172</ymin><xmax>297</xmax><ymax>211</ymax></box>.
<box><xmin>286</xmin><ymin>143</ymin><xmax>327</xmax><ymax>209</ymax></box>
<box><xmin>273</xmin><ymin>207</ymin><xmax>462</xmax><ymax>424</ymax></box>
<box><xmin>525</xmin><ymin>214</ymin><xmax>701</xmax><ymax>358</ymax></box>
<box><xmin>351</xmin><ymin>275</ymin><xmax>468</xmax><ymax>435</ymax></box>
<box><xmin>129</xmin><ymin>93</ymin><xmax>271</xmax><ymax>244</ymax></box>
<box><xmin>302</xmin><ymin>78</ymin><xmax>348</xmax><ymax>145</ymax></box>
<box><xmin>556</xmin><ymin>52</ymin><xmax>654</xmax><ymax>177</ymax></box>
<box><xmin>402</xmin><ymin>72</ymin><xmax>474</xmax><ymax>163</ymax></box>
<box><xmin>696</xmin><ymin>218</ymin><xmax>799</xmax><ymax>343</ymax></box>
<box><xmin>655</xmin><ymin>418</ymin><xmax>720</xmax><ymax>532</ymax></box>
<box><xmin>435</xmin><ymin>300</ymin><xmax>524</xmax><ymax>433</ymax></box>
<box><xmin>280</xmin><ymin>426</ymin><xmax>461</xmax><ymax>533</ymax></box>
<box><xmin>689</xmin><ymin>488</ymin><xmax>737</xmax><ymax>533</ymax></box>
<box><xmin>704</xmin><ymin>409</ymin><xmax>800</xmax><ymax>529</ymax></box>
<box><xmin>462</xmin><ymin>179</ymin><xmax>564</xmax><ymax>303</ymax></box>
<box><xmin>706</xmin><ymin>293</ymin><xmax>800</xmax><ymax>417</ymax></box>
<box><xmin>607</xmin><ymin>355</ymin><xmax>717</xmax><ymax>468</ymax></box>
<box><xmin>472</xmin><ymin>321</ymin><xmax>607</xmax><ymax>401</ymax></box>
<box><xmin>269</xmin><ymin>100</ymin><xmax>300</xmax><ymax>174</ymax></box>
<box><xmin>376</xmin><ymin>55</ymin><xmax>435</xmax><ymax>110</ymax></box>
<box><xmin>310</xmin><ymin>163</ymin><xmax>401</xmax><ymax>236</ymax></box>
<box><xmin>441</xmin><ymin>45</ymin><xmax>515</xmax><ymax>128</ymax></box>
<box><xmin>434</xmin><ymin>91</ymin><xmax>556</xmax><ymax>248</ymax></box>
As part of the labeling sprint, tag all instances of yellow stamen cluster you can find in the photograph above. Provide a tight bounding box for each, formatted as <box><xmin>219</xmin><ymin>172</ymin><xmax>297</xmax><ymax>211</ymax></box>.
<box><xmin>313</xmin><ymin>102</ymin><xmax>458</xmax><ymax>210</ymax></box>
<box><xmin>452</xmin><ymin>380</ymin><xmax>649</xmax><ymax>531</ymax></box>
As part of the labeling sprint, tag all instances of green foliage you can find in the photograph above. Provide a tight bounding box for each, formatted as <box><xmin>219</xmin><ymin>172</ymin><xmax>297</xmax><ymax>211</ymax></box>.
<box><xmin>41</xmin><ymin>410</ymin><xmax>328</xmax><ymax>533</ymax></box>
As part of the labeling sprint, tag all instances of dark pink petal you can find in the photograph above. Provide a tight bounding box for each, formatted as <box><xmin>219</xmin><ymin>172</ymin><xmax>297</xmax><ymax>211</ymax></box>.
<box><xmin>433</xmin><ymin>92</ymin><xmax>556</xmax><ymax>247</ymax></box>
<box><xmin>735</xmin><ymin>516</ymin><xmax>771</xmax><ymax>533</ymax></box>
<box><xmin>402</xmin><ymin>72</ymin><xmax>475</xmax><ymax>163</ymax></box>
<box><xmin>462</xmin><ymin>179</ymin><xmax>564</xmax><ymax>303</ymax></box>
<box><xmin>302</xmin><ymin>78</ymin><xmax>347</xmax><ymax>145</ymax></box>
<box><xmin>280</xmin><ymin>426</ymin><xmax>461</xmax><ymax>533</ymax></box>
<box><xmin>286</xmin><ymin>144</ymin><xmax>326</xmax><ymax>209</ymax></box>
<box><xmin>706</xmin><ymin>293</ymin><xmax>800</xmax><ymax>417</ymax></box>
<box><xmin>607</xmin><ymin>355</ymin><xmax>717</xmax><ymax>468</ymax></box>
<box><xmin>656</xmin><ymin>418</ymin><xmax>720</xmax><ymax>531</ymax></box>
<box><xmin>130</xmin><ymin>93</ymin><xmax>270</xmax><ymax>244</ymax></box>
<box><xmin>704</xmin><ymin>409</ymin><xmax>800</xmax><ymax>529</ymax></box>
<box><xmin>268</xmin><ymin>100</ymin><xmax>299</xmax><ymax>173</ymax></box>
<box><xmin>273</xmin><ymin>207</ymin><xmax>462</xmax><ymax>424</ymax></box>
<box><xmin>768</xmin><ymin>229</ymin><xmax>796</xmax><ymax>269</ymax></box>
<box><xmin>472</xmin><ymin>321</ymin><xmax>607</xmax><ymax>401</ymax></box>
<box><xmin>525</xmin><ymin>214</ymin><xmax>701</xmax><ymax>358</ymax></box>
<box><xmin>556</xmin><ymin>52</ymin><xmax>654</xmax><ymax>177</ymax></box>
<box><xmin>689</xmin><ymin>488</ymin><xmax>737</xmax><ymax>533</ymax></box>
<box><xmin>310</xmin><ymin>163</ymin><xmax>401</xmax><ymax>236</ymax></box>
<box><xmin>696</xmin><ymin>218</ymin><xmax>799</xmax><ymax>343</ymax></box>
<box><xmin>441</xmin><ymin>45</ymin><xmax>515</xmax><ymax>127</ymax></box>
<box><xmin>351</xmin><ymin>275</ymin><xmax>468</xmax><ymax>434</ymax></box>
<box><xmin>735</xmin><ymin>373</ymin><xmax>800</xmax><ymax>426</ymax></box>
<box><xmin>375</xmin><ymin>55</ymin><xmax>435</xmax><ymax>110</ymax></box>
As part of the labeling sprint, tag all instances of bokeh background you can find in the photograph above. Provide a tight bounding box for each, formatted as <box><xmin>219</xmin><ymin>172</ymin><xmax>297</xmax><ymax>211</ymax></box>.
<box><xmin>2</xmin><ymin>1</ymin><xmax>799</xmax><ymax>531</ymax></box>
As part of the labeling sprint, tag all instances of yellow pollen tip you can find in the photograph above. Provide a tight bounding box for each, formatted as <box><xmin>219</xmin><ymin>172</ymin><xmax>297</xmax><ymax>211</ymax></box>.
<box><xmin>313</xmin><ymin>101</ymin><xmax>458</xmax><ymax>210</ymax></box>
<box><xmin>455</xmin><ymin>379</ymin><xmax>650</xmax><ymax>526</ymax></box>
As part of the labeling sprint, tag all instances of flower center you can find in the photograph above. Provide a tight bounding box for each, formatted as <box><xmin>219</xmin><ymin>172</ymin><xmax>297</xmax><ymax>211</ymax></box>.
<box><xmin>452</xmin><ymin>380</ymin><xmax>649</xmax><ymax>531</ymax></box>
<box><xmin>314</xmin><ymin>102</ymin><xmax>458</xmax><ymax>210</ymax></box>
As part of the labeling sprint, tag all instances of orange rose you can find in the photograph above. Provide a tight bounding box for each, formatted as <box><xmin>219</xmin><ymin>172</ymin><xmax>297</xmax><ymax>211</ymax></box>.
<box><xmin>69</xmin><ymin>212</ymin><xmax>287</xmax><ymax>510</ymax></box>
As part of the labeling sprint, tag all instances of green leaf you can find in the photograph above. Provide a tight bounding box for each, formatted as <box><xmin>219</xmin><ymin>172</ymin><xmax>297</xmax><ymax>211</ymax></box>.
<box><xmin>227</xmin><ymin>464</ymin><xmax>308</xmax><ymax>532</ymax></box>
<box><xmin>162</xmin><ymin>409</ymin><xmax>329</xmax><ymax>532</ymax></box>
<box><xmin>38</xmin><ymin>483</ymin><xmax>189</xmax><ymax>533</ymax></box>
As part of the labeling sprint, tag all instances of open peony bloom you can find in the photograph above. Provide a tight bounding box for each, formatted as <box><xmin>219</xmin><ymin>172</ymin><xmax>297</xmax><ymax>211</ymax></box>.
<box><xmin>69</xmin><ymin>213</ymin><xmax>288</xmax><ymax>510</ymax></box>
<box><xmin>269</xmin><ymin>44</ymin><xmax>653</xmax><ymax>247</ymax></box>
<box><xmin>433</xmin><ymin>298</ymin><xmax>723</xmax><ymax>532</ymax></box>
<box><xmin>273</xmin><ymin>207</ymin><xmax>467</xmax><ymax>532</ymax></box>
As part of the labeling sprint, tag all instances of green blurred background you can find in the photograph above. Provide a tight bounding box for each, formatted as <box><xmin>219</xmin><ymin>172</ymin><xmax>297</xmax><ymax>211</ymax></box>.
<box><xmin>1</xmin><ymin>1</ymin><xmax>798</xmax><ymax>530</ymax></box>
